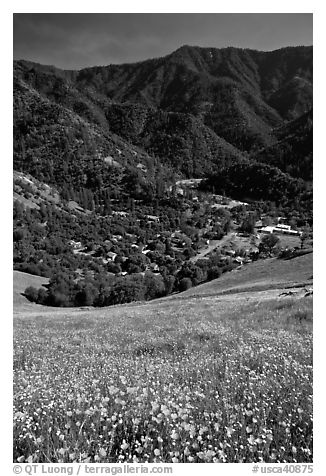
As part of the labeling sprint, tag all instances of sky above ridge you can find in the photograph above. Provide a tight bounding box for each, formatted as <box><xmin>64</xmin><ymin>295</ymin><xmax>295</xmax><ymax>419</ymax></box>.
<box><xmin>13</xmin><ymin>13</ymin><xmax>313</xmax><ymax>70</ymax></box>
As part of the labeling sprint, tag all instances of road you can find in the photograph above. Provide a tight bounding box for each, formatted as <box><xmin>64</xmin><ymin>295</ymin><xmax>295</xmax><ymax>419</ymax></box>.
<box><xmin>190</xmin><ymin>232</ymin><xmax>237</xmax><ymax>262</ymax></box>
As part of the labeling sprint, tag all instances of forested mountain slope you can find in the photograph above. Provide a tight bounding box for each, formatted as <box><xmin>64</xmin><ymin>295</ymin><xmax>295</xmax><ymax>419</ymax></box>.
<box><xmin>14</xmin><ymin>44</ymin><xmax>312</xmax><ymax>209</ymax></box>
<box><xmin>14</xmin><ymin>45</ymin><xmax>312</xmax><ymax>172</ymax></box>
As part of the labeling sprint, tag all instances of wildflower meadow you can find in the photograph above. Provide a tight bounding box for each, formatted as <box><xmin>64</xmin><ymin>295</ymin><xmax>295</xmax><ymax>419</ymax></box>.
<box><xmin>13</xmin><ymin>295</ymin><xmax>313</xmax><ymax>463</ymax></box>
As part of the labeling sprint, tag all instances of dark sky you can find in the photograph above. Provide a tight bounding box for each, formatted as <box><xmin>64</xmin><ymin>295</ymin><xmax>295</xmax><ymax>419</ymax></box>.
<box><xmin>13</xmin><ymin>13</ymin><xmax>313</xmax><ymax>70</ymax></box>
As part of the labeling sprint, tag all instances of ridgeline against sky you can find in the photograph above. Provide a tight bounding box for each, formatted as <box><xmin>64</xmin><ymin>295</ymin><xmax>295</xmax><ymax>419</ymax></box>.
<box><xmin>13</xmin><ymin>13</ymin><xmax>312</xmax><ymax>70</ymax></box>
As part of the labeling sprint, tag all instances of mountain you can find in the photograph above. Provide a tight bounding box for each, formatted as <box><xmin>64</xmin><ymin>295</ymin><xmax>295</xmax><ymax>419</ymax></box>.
<box><xmin>252</xmin><ymin>109</ymin><xmax>313</xmax><ymax>181</ymax></box>
<box><xmin>268</xmin><ymin>76</ymin><xmax>313</xmax><ymax>120</ymax></box>
<box><xmin>13</xmin><ymin>57</ymin><xmax>246</xmax><ymax>185</ymax></box>
<box><xmin>14</xmin><ymin>68</ymin><xmax>177</xmax><ymax>205</ymax></box>
<box><xmin>104</xmin><ymin>103</ymin><xmax>244</xmax><ymax>176</ymax></box>
<box><xmin>14</xmin><ymin>45</ymin><xmax>312</xmax><ymax>160</ymax></box>
<box><xmin>13</xmin><ymin>45</ymin><xmax>313</xmax><ymax>202</ymax></box>
<box><xmin>13</xmin><ymin>45</ymin><xmax>313</xmax><ymax>310</ymax></box>
<box><xmin>72</xmin><ymin>45</ymin><xmax>313</xmax><ymax>150</ymax></box>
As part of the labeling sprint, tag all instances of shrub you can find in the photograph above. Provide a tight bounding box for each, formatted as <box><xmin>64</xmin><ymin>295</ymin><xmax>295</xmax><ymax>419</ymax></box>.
<box><xmin>259</xmin><ymin>234</ymin><xmax>280</xmax><ymax>255</ymax></box>
<box><xmin>15</xmin><ymin>262</ymin><xmax>44</xmax><ymax>276</ymax></box>
<box><xmin>13</xmin><ymin>229</ymin><xmax>25</xmax><ymax>242</ymax></box>
<box><xmin>74</xmin><ymin>283</ymin><xmax>98</xmax><ymax>307</ymax></box>
<box><xmin>179</xmin><ymin>277</ymin><xmax>192</xmax><ymax>292</ymax></box>
<box><xmin>144</xmin><ymin>272</ymin><xmax>165</xmax><ymax>300</ymax></box>
<box><xmin>24</xmin><ymin>286</ymin><xmax>39</xmax><ymax>303</ymax></box>
<box><xmin>278</xmin><ymin>248</ymin><xmax>296</xmax><ymax>260</ymax></box>
<box><xmin>207</xmin><ymin>266</ymin><xmax>222</xmax><ymax>281</ymax></box>
<box><xmin>37</xmin><ymin>287</ymin><xmax>48</xmax><ymax>305</ymax></box>
<box><xmin>183</xmin><ymin>247</ymin><xmax>196</xmax><ymax>259</ymax></box>
<box><xmin>46</xmin><ymin>291</ymin><xmax>71</xmax><ymax>307</ymax></box>
<box><xmin>239</xmin><ymin>214</ymin><xmax>256</xmax><ymax>234</ymax></box>
<box><xmin>106</xmin><ymin>262</ymin><xmax>122</xmax><ymax>274</ymax></box>
<box><xmin>163</xmin><ymin>274</ymin><xmax>176</xmax><ymax>295</ymax></box>
<box><xmin>109</xmin><ymin>277</ymin><xmax>145</xmax><ymax>305</ymax></box>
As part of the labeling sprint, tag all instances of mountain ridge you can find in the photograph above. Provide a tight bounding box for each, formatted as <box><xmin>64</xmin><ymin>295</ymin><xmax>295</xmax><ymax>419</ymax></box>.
<box><xmin>13</xmin><ymin>44</ymin><xmax>313</xmax><ymax>204</ymax></box>
<box><xmin>14</xmin><ymin>44</ymin><xmax>312</xmax><ymax>153</ymax></box>
<box><xmin>14</xmin><ymin>44</ymin><xmax>313</xmax><ymax>71</ymax></box>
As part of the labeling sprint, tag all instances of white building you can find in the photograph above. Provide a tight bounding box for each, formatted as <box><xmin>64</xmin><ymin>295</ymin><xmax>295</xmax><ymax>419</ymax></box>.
<box><xmin>258</xmin><ymin>224</ymin><xmax>301</xmax><ymax>236</ymax></box>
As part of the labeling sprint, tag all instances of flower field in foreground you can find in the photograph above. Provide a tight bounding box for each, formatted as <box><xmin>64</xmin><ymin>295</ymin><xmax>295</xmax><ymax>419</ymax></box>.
<box><xmin>13</xmin><ymin>296</ymin><xmax>313</xmax><ymax>463</ymax></box>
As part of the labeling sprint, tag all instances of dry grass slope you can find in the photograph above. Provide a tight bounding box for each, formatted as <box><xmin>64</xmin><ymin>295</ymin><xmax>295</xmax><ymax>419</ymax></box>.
<box><xmin>180</xmin><ymin>254</ymin><xmax>312</xmax><ymax>299</ymax></box>
<box><xmin>13</xmin><ymin>271</ymin><xmax>49</xmax><ymax>310</ymax></box>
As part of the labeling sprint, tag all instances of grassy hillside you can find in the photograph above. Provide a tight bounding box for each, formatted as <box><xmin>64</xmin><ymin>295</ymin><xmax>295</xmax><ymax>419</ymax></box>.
<box><xmin>13</xmin><ymin>271</ymin><xmax>49</xmax><ymax>309</ymax></box>
<box><xmin>14</xmin><ymin>275</ymin><xmax>312</xmax><ymax>463</ymax></box>
<box><xmin>13</xmin><ymin>252</ymin><xmax>312</xmax><ymax>314</ymax></box>
<box><xmin>180</xmin><ymin>253</ymin><xmax>313</xmax><ymax>298</ymax></box>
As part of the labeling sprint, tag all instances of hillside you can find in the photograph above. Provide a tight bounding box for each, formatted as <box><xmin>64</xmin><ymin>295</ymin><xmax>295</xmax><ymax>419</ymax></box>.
<box><xmin>105</xmin><ymin>104</ymin><xmax>244</xmax><ymax>176</ymax></box>
<box><xmin>73</xmin><ymin>45</ymin><xmax>312</xmax><ymax>150</ymax></box>
<box><xmin>14</xmin><ymin>253</ymin><xmax>313</xmax><ymax>463</ymax></box>
<box><xmin>13</xmin><ymin>44</ymin><xmax>313</xmax><ymax>311</ymax></box>
<box><xmin>179</xmin><ymin>253</ymin><xmax>312</xmax><ymax>299</ymax></box>
<box><xmin>252</xmin><ymin>109</ymin><xmax>313</xmax><ymax>181</ymax></box>
<box><xmin>14</xmin><ymin>74</ymin><xmax>175</xmax><ymax>203</ymax></box>
<box><xmin>14</xmin><ymin>45</ymin><xmax>312</xmax><ymax>183</ymax></box>
<box><xmin>13</xmin><ymin>252</ymin><xmax>312</xmax><ymax>315</ymax></box>
<box><xmin>12</xmin><ymin>14</ymin><xmax>315</xmax><ymax>464</ymax></box>
<box><xmin>13</xmin><ymin>270</ymin><xmax>49</xmax><ymax>309</ymax></box>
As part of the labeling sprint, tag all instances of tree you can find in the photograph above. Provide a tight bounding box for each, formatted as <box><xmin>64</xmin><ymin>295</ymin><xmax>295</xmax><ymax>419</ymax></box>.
<box><xmin>239</xmin><ymin>214</ymin><xmax>256</xmax><ymax>234</ymax></box>
<box><xmin>179</xmin><ymin>277</ymin><xmax>192</xmax><ymax>292</ymax></box>
<box><xmin>109</xmin><ymin>277</ymin><xmax>145</xmax><ymax>305</ymax></box>
<box><xmin>13</xmin><ymin>200</ymin><xmax>25</xmax><ymax>220</ymax></box>
<box><xmin>125</xmin><ymin>253</ymin><xmax>149</xmax><ymax>273</ymax></box>
<box><xmin>183</xmin><ymin>247</ymin><xmax>196</xmax><ymax>259</ymax></box>
<box><xmin>300</xmin><ymin>227</ymin><xmax>311</xmax><ymax>249</ymax></box>
<box><xmin>259</xmin><ymin>234</ymin><xmax>280</xmax><ymax>255</ymax></box>
<box><xmin>13</xmin><ymin>229</ymin><xmax>25</xmax><ymax>242</ymax></box>
<box><xmin>106</xmin><ymin>262</ymin><xmax>122</xmax><ymax>274</ymax></box>
<box><xmin>47</xmin><ymin>290</ymin><xmax>70</xmax><ymax>307</ymax></box>
<box><xmin>163</xmin><ymin>274</ymin><xmax>176</xmax><ymax>295</ymax></box>
<box><xmin>24</xmin><ymin>286</ymin><xmax>39</xmax><ymax>302</ymax></box>
<box><xmin>207</xmin><ymin>266</ymin><xmax>222</xmax><ymax>281</ymax></box>
<box><xmin>177</xmin><ymin>263</ymin><xmax>205</xmax><ymax>286</ymax></box>
<box><xmin>164</xmin><ymin>239</ymin><xmax>174</xmax><ymax>257</ymax></box>
<box><xmin>144</xmin><ymin>272</ymin><xmax>165</xmax><ymax>300</ymax></box>
<box><xmin>37</xmin><ymin>287</ymin><xmax>48</xmax><ymax>304</ymax></box>
<box><xmin>74</xmin><ymin>282</ymin><xmax>98</xmax><ymax>306</ymax></box>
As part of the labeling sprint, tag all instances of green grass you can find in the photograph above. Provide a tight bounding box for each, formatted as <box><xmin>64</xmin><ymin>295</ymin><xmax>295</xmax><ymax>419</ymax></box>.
<box><xmin>13</xmin><ymin>291</ymin><xmax>312</xmax><ymax>464</ymax></box>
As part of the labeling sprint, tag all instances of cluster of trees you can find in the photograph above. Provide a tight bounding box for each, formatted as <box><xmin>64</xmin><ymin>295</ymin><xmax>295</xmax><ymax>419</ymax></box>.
<box><xmin>24</xmin><ymin>249</ymin><xmax>239</xmax><ymax>307</ymax></box>
<box><xmin>14</xmin><ymin>184</ymin><xmax>236</xmax><ymax>307</ymax></box>
<box><xmin>201</xmin><ymin>160</ymin><xmax>313</xmax><ymax>224</ymax></box>
<box><xmin>105</xmin><ymin>104</ymin><xmax>243</xmax><ymax>177</ymax></box>
<box><xmin>258</xmin><ymin>234</ymin><xmax>281</xmax><ymax>257</ymax></box>
<box><xmin>253</xmin><ymin>110</ymin><xmax>313</xmax><ymax>181</ymax></box>
<box><xmin>15</xmin><ymin>172</ymin><xmax>313</xmax><ymax>309</ymax></box>
<box><xmin>24</xmin><ymin>271</ymin><xmax>166</xmax><ymax>307</ymax></box>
